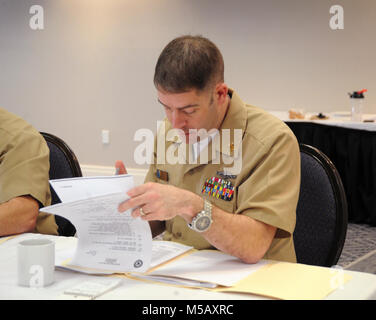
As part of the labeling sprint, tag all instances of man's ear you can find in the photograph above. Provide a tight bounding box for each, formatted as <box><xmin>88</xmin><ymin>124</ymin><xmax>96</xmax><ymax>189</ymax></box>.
<box><xmin>215</xmin><ymin>82</ymin><xmax>228</xmax><ymax>104</ymax></box>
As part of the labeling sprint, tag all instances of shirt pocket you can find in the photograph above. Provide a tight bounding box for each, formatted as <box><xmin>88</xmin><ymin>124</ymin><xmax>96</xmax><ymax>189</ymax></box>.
<box><xmin>198</xmin><ymin>170</ymin><xmax>237</xmax><ymax>214</ymax></box>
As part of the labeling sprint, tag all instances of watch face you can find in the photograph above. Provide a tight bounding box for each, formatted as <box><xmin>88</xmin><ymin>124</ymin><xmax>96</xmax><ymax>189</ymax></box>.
<box><xmin>196</xmin><ymin>216</ymin><xmax>211</xmax><ymax>231</ymax></box>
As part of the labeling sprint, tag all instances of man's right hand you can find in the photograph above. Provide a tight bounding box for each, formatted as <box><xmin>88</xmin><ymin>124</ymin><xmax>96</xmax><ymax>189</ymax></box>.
<box><xmin>115</xmin><ymin>160</ymin><xmax>127</xmax><ymax>175</ymax></box>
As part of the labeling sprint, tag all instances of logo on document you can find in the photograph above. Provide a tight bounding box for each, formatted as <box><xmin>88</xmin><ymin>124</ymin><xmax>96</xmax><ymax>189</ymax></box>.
<box><xmin>134</xmin><ymin>259</ymin><xmax>143</xmax><ymax>268</ymax></box>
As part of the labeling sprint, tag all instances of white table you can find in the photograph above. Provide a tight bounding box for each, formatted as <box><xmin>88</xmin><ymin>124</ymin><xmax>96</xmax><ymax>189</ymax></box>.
<box><xmin>270</xmin><ymin>111</ymin><xmax>376</xmax><ymax>132</ymax></box>
<box><xmin>270</xmin><ymin>110</ymin><xmax>376</xmax><ymax>226</ymax></box>
<box><xmin>1</xmin><ymin>234</ymin><xmax>375</xmax><ymax>300</ymax></box>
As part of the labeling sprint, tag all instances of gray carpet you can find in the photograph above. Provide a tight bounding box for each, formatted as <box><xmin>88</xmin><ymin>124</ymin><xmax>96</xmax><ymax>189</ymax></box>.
<box><xmin>337</xmin><ymin>223</ymin><xmax>376</xmax><ymax>273</ymax></box>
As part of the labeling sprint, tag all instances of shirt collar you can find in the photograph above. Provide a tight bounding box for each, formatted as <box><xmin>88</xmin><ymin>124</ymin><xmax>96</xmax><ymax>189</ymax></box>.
<box><xmin>212</xmin><ymin>88</ymin><xmax>247</xmax><ymax>158</ymax></box>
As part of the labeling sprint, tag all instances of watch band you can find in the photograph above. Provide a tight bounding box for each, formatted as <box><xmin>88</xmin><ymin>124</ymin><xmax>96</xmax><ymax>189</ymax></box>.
<box><xmin>188</xmin><ymin>199</ymin><xmax>212</xmax><ymax>232</ymax></box>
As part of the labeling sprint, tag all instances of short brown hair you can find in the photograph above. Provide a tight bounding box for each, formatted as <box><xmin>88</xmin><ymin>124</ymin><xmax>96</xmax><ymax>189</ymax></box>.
<box><xmin>154</xmin><ymin>35</ymin><xmax>224</xmax><ymax>93</ymax></box>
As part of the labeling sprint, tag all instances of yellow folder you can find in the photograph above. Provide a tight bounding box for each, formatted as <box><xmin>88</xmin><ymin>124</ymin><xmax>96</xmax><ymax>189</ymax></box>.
<box><xmin>214</xmin><ymin>261</ymin><xmax>352</xmax><ymax>300</ymax></box>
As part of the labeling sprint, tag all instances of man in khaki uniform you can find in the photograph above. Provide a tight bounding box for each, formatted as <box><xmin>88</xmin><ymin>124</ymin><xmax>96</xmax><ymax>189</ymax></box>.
<box><xmin>0</xmin><ymin>107</ymin><xmax>58</xmax><ymax>236</ymax></box>
<box><xmin>118</xmin><ymin>35</ymin><xmax>300</xmax><ymax>263</ymax></box>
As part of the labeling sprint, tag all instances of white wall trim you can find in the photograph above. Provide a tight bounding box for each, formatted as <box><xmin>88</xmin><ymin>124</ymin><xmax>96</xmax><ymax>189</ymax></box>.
<box><xmin>80</xmin><ymin>164</ymin><xmax>148</xmax><ymax>186</ymax></box>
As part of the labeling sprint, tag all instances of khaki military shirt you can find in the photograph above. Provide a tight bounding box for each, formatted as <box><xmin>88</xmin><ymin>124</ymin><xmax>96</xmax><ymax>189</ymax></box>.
<box><xmin>144</xmin><ymin>89</ymin><xmax>300</xmax><ymax>263</ymax></box>
<box><xmin>0</xmin><ymin>108</ymin><xmax>58</xmax><ymax>235</ymax></box>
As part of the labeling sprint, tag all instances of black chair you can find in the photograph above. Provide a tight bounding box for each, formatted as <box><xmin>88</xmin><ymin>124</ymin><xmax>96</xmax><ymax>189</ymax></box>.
<box><xmin>40</xmin><ymin>132</ymin><xmax>82</xmax><ymax>237</ymax></box>
<box><xmin>293</xmin><ymin>144</ymin><xmax>348</xmax><ymax>267</ymax></box>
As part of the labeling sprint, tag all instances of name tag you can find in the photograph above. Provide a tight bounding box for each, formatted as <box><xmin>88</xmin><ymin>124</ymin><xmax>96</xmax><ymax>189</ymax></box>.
<box><xmin>216</xmin><ymin>170</ymin><xmax>237</xmax><ymax>179</ymax></box>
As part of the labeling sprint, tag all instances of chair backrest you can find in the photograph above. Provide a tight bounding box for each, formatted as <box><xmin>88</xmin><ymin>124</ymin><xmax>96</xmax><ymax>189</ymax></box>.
<box><xmin>40</xmin><ymin>132</ymin><xmax>82</xmax><ymax>236</ymax></box>
<box><xmin>293</xmin><ymin>144</ymin><xmax>348</xmax><ymax>267</ymax></box>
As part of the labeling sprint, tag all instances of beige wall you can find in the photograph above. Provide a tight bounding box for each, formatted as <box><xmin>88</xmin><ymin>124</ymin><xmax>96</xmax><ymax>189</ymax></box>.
<box><xmin>1</xmin><ymin>0</ymin><xmax>375</xmax><ymax>168</ymax></box>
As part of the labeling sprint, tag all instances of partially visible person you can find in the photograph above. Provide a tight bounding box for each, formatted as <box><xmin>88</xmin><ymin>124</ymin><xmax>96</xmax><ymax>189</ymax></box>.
<box><xmin>0</xmin><ymin>107</ymin><xmax>58</xmax><ymax>236</ymax></box>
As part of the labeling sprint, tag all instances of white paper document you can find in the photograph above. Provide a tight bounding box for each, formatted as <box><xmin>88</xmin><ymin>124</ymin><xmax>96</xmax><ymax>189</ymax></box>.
<box><xmin>54</xmin><ymin>237</ymin><xmax>193</xmax><ymax>275</ymax></box>
<box><xmin>149</xmin><ymin>240</ymin><xmax>194</xmax><ymax>269</ymax></box>
<box><xmin>148</xmin><ymin>250</ymin><xmax>268</xmax><ymax>287</ymax></box>
<box><xmin>49</xmin><ymin>175</ymin><xmax>135</xmax><ymax>203</ymax></box>
<box><xmin>42</xmin><ymin>175</ymin><xmax>152</xmax><ymax>273</ymax></box>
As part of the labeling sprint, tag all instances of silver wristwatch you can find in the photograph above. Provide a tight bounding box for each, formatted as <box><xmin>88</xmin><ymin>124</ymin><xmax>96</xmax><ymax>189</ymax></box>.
<box><xmin>188</xmin><ymin>199</ymin><xmax>212</xmax><ymax>232</ymax></box>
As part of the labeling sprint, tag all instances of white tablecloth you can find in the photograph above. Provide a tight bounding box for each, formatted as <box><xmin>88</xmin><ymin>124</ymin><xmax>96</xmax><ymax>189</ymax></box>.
<box><xmin>1</xmin><ymin>234</ymin><xmax>376</xmax><ymax>300</ymax></box>
<box><xmin>270</xmin><ymin>111</ymin><xmax>376</xmax><ymax>132</ymax></box>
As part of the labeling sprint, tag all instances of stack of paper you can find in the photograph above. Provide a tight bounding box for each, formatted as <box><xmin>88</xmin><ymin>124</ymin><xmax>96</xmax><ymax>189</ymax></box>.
<box><xmin>135</xmin><ymin>249</ymin><xmax>268</xmax><ymax>288</ymax></box>
<box><xmin>41</xmin><ymin>175</ymin><xmax>153</xmax><ymax>273</ymax></box>
<box><xmin>55</xmin><ymin>237</ymin><xmax>195</xmax><ymax>276</ymax></box>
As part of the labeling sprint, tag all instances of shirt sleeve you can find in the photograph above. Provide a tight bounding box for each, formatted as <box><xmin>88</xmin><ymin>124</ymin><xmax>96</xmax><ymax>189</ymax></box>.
<box><xmin>236</xmin><ymin>129</ymin><xmax>300</xmax><ymax>238</ymax></box>
<box><xmin>0</xmin><ymin>128</ymin><xmax>51</xmax><ymax>207</ymax></box>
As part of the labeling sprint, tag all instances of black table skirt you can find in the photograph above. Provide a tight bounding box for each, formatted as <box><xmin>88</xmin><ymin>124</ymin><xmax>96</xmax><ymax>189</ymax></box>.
<box><xmin>286</xmin><ymin>122</ymin><xmax>376</xmax><ymax>226</ymax></box>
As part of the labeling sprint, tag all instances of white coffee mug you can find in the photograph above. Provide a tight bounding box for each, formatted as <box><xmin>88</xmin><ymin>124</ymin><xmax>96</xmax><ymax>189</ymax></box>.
<box><xmin>17</xmin><ymin>239</ymin><xmax>55</xmax><ymax>287</ymax></box>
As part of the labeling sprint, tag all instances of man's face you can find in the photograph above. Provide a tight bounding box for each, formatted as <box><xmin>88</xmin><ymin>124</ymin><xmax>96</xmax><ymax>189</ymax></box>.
<box><xmin>157</xmin><ymin>88</ymin><xmax>221</xmax><ymax>143</ymax></box>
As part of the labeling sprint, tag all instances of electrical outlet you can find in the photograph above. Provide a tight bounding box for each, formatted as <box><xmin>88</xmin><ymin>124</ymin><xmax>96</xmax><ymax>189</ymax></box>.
<box><xmin>102</xmin><ymin>129</ymin><xmax>110</xmax><ymax>144</ymax></box>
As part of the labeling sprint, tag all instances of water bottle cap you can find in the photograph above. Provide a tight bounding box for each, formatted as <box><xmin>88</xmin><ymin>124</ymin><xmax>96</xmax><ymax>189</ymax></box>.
<box><xmin>349</xmin><ymin>89</ymin><xmax>367</xmax><ymax>99</ymax></box>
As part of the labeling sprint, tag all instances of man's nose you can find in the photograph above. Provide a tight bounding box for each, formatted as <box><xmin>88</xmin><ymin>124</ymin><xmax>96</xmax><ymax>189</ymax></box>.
<box><xmin>171</xmin><ymin>110</ymin><xmax>185</xmax><ymax>129</ymax></box>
